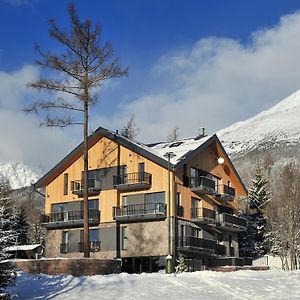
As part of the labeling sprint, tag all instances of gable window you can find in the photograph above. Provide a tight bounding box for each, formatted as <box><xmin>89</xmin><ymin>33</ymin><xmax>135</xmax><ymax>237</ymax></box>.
<box><xmin>64</xmin><ymin>173</ymin><xmax>68</xmax><ymax>195</ymax></box>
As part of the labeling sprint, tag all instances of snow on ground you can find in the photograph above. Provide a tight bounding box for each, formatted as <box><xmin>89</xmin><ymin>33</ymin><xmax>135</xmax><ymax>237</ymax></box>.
<box><xmin>5</xmin><ymin>270</ymin><xmax>300</xmax><ymax>300</ymax></box>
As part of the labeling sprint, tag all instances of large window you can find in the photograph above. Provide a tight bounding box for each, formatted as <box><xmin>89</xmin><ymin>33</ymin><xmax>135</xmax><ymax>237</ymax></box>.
<box><xmin>145</xmin><ymin>192</ymin><xmax>165</xmax><ymax>204</ymax></box>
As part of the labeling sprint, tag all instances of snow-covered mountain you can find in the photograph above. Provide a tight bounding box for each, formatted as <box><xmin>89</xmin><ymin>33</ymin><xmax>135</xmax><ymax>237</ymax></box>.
<box><xmin>218</xmin><ymin>89</ymin><xmax>300</xmax><ymax>158</ymax></box>
<box><xmin>0</xmin><ymin>161</ymin><xmax>39</xmax><ymax>189</ymax></box>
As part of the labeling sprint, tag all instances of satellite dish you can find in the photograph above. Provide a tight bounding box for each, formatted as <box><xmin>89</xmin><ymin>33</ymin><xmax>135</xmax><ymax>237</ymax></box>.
<box><xmin>217</xmin><ymin>157</ymin><xmax>225</xmax><ymax>165</ymax></box>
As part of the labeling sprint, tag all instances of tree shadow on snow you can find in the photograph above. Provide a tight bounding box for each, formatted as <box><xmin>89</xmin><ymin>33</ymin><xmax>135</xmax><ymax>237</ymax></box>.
<box><xmin>7</xmin><ymin>272</ymin><xmax>87</xmax><ymax>300</ymax></box>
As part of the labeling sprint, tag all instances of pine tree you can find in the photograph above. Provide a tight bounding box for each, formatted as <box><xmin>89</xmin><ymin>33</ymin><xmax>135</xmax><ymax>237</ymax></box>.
<box><xmin>12</xmin><ymin>205</ymin><xmax>29</xmax><ymax>246</ymax></box>
<box><xmin>242</xmin><ymin>163</ymin><xmax>270</xmax><ymax>256</ymax></box>
<box><xmin>0</xmin><ymin>180</ymin><xmax>16</xmax><ymax>289</ymax></box>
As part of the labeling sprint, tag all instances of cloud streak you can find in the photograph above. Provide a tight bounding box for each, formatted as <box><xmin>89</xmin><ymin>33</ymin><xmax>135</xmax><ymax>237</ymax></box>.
<box><xmin>99</xmin><ymin>11</ymin><xmax>300</xmax><ymax>143</ymax></box>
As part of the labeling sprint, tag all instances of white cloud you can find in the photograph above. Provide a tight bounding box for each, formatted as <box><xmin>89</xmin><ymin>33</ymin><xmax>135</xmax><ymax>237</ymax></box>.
<box><xmin>99</xmin><ymin>11</ymin><xmax>300</xmax><ymax>143</ymax></box>
<box><xmin>0</xmin><ymin>65</ymin><xmax>79</xmax><ymax>173</ymax></box>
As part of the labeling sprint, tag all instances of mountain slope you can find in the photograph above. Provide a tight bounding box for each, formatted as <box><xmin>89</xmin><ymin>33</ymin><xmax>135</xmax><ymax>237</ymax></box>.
<box><xmin>218</xmin><ymin>89</ymin><xmax>300</xmax><ymax>158</ymax></box>
<box><xmin>0</xmin><ymin>161</ymin><xmax>39</xmax><ymax>189</ymax></box>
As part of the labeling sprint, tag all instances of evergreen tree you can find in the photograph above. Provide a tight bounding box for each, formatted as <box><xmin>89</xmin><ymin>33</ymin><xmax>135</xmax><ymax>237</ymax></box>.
<box><xmin>12</xmin><ymin>205</ymin><xmax>30</xmax><ymax>245</ymax></box>
<box><xmin>0</xmin><ymin>180</ymin><xmax>16</xmax><ymax>290</ymax></box>
<box><xmin>240</xmin><ymin>163</ymin><xmax>270</xmax><ymax>257</ymax></box>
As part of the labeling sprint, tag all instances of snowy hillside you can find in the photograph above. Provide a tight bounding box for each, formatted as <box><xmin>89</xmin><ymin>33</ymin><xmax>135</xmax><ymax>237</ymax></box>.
<box><xmin>218</xmin><ymin>90</ymin><xmax>300</xmax><ymax>158</ymax></box>
<box><xmin>0</xmin><ymin>161</ymin><xmax>39</xmax><ymax>189</ymax></box>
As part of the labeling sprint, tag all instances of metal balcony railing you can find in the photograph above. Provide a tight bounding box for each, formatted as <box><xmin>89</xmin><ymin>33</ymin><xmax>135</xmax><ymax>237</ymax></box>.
<box><xmin>191</xmin><ymin>207</ymin><xmax>216</xmax><ymax>221</ymax></box>
<box><xmin>113</xmin><ymin>202</ymin><xmax>166</xmax><ymax>218</ymax></box>
<box><xmin>216</xmin><ymin>184</ymin><xmax>236</xmax><ymax>200</ymax></box>
<box><xmin>41</xmin><ymin>209</ymin><xmax>100</xmax><ymax>225</ymax></box>
<box><xmin>190</xmin><ymin>176</ymin><xmax>216</xmax><ymax>194</ymax></box>
<box><xmin>113</xmin><ymin>172</ymin><xmax>152</xmax><ymax>186</ymax></box>
<box><xmin>219</xmin><ymin>213</ymin><xmax>247</xmax><ymax>228</ymax></box>
<box><xmin>71</xmin><ymin>179</ymin><xmax>102</xmax><ymax>195</ymax></box>
<box><xmin>179</xmin><ymin>236</ymin><xmax>216</xmax><ymax>250</ymax></box>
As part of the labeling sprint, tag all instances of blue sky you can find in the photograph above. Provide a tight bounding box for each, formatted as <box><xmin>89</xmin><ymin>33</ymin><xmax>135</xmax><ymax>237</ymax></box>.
<box><xmin>1</xmin><ymin>0</ymin><xmax>300</xmax><ymax>172</ymax></box>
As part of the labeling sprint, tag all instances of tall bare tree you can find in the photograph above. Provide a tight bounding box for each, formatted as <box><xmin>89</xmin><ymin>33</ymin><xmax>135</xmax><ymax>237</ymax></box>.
<box><xmin>25</xmin><ymin>4</ymin><xmax>127</xmax><ymax>257</ymax></box>
<box><xmin>266</xmin><ymin>161</ymin><xmax>300</xmax><ymax>270</ymax></box>
<box><xmin>167</xmin><ymin>126</ymin><xmax>179</xmax><ymax>142</ymax></box>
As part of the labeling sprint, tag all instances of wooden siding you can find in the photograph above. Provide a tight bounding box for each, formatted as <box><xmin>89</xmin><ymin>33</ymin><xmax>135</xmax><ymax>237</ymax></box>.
<box><xmin>45</xmin><ymin>136</ymin><xmax>172</xmax><ymax>223</ymax></box>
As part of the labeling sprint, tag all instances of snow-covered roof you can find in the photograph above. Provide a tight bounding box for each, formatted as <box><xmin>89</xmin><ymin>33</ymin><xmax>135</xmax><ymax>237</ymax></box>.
<box><xmin>4</xmin><ymin>244</ymin><xmax>42</xmax><ymax>252</ymax></box>
<box><xmin>141</xmin><ymin>135</ymin><xmax>213</xmax><ymax>165</ymax></box>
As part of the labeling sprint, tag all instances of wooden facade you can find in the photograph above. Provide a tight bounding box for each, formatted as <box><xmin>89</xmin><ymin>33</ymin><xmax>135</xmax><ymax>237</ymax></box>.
<box><xmin>36</xmin><ymin>127</ymin><xmax>248</xmax><ymax>272</ymax></box>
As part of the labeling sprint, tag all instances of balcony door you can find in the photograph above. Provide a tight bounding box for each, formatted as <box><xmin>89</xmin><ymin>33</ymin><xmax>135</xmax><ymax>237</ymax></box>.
<box><xmin>138</xmin><ymin>163</ymin><xmax>145</xmax><ymax>182</ymax></box>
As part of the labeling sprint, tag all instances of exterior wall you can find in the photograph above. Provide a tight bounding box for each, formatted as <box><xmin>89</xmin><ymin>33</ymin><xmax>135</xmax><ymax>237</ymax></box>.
<box><xmin>121</xmin><ymin>220</ymin><xmax>168</xmax><ymax>257</ymax></box>
<box><xmin>42</xmin><ymin>133</ymin><xmax>246</xmax><ymax>266</ymax></box>
<box><xmin>45</xmin><ymin>136</ymin><xmax>171</xmax><ymax>223</ymax></box>
<box><xmin>175</xmin><ymin>142</ymin><xmax>247</xmax><ymax>219</ymax></box>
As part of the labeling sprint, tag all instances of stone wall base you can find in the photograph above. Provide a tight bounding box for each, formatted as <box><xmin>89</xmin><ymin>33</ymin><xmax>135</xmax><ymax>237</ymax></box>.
<box><xmin>11</xmin><ymin>258</ymin><xmax>121</xmax><ymax>276</ymax></box>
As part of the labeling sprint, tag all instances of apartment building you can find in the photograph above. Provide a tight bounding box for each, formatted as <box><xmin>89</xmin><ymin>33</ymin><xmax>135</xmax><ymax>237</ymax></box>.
<box><xmin>35</xmin><ymin>126</ymin><xmax>248</xmax><ymax>272</ymax></box>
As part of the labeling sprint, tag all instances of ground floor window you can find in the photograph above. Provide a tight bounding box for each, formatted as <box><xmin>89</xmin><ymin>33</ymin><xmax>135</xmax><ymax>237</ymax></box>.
<box><xmin>121</xmin><ymin>226</ymin><xmax>128</xmax><ymax>250</ymax></box>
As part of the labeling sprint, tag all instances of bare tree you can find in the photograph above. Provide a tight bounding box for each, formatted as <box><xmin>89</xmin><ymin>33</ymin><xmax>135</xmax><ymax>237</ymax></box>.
<box><xmin>24</xmin><ymin>4</ymin><xmax>127</xmax><ymax>257</ymax></box>
<box><xmin>120</xmin><ymin>115</ymin><xmax>140</xmax><ymax>140</ymax></box>
<box><xmin>265</xmin><ymin>161</ymin><xmax>300</xmax><ymax>270</ymax></box>
<box><xmin>167</xmin><ymin>126</ymin><xmax>179</xmax><ymax>142</ymax></box>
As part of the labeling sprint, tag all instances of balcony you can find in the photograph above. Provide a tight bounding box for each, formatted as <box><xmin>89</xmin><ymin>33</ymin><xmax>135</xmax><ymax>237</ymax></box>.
<box><xmin>113</xmin><ymin>202</ymin><xmax>166</xmax><ymax>222</ymax></box>
<box><xmin>78</xmin><ymin>241</ymin><xmax>101</xmax><ymax>253</ymax></box>
<box><xmin>215</xmin><ymin>184</ymin><xmax>235</xmax><ymax>202</ymax></box>
<box><xmin>41</xmin><ymin>209</ymin><xmax>100</xmax><ymax>229</ymax></box>
<box><xmin>217</xmin><ymin>213</ymin><xmax>247</xmax><ymax>232</ymax></box>
<box><xmin>190</xmin><ymin>176</ymin><xmax>216</xmax><ymax>195</ymax></box>
<box><xmin>178</xmin><ymin>236</ymin><xmax>216</xmax><ymax>254</ymax></box>
<box><xmin>191</xmin><ymin>207</ymin><xmax>216</xmax><ymax>224</ymax></box>
<box><xmin>113</xmin><ymin>172</ymin><xmax>152</xmax><ymax>191</ymax></box>
<box><xmin>71</xmin><ymin>179</ymin><xmax>102</xmax><ymax>197</ymax></box>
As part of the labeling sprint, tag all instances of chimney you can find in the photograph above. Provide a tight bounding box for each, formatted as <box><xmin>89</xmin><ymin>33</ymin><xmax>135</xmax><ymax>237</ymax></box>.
<box><xmin>195</xmin><ymin>127</ymin><xmax>206</xmax><ymax>140</ymax></box>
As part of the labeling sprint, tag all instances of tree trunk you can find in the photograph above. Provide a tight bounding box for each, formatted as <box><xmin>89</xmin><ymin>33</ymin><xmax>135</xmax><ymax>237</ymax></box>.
<box><xmin>83</xmin><ymin>100</ymin><xmax>90</xmax><ymax>258</ymax></box>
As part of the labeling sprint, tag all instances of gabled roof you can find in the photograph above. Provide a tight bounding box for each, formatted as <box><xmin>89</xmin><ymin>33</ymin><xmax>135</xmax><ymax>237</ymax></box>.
<box><xmin>35</xmin><ymin>126</ymin><xmax>247</xmax><ymax>194</ymax></box>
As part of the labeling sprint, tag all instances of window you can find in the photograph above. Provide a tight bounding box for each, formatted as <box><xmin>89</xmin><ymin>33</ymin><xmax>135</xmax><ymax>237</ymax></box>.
<box><xmin>145</xmin><ymin>192</ymin><xmax>165</xmax><ymax>204</ymax></box>
<box><xmin>123</xmin><ymin>195</ymin><xmax>128</xmax><ymax>206</ymax></box>
<box><xmin>121</xmin><ymin>226</ymin><xmax>128</xmax><ymax>250</ymax></box>
<box><xmin>191</xmin><ymin>227</ymin><xmax>201</xmax><ymax>238</ymax></box>
<box><xmin>138</xmin><ymin>163</ymin><xmax>145</xmax><ymax>182</ymax></box>
<box><xmin>64</xmin><ymin>173</ymin><xmax>68</xmax><ymax>195</ymax></box>
<box><xmin>88</xmin><ymin>199</ymin><xmax>99</xmax><ymax>210</ymax></box>
<box><xmin>62</xmin><ymin>231</ymin><xmax>68</xmax><ymax>244</ymax></box>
